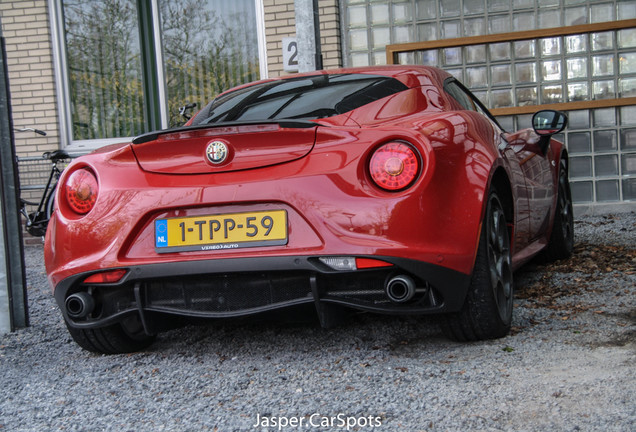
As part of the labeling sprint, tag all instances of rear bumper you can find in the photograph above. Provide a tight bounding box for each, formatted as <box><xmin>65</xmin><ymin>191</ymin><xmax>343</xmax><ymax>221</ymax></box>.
<box><xmin>55</xmin><ymin>255</ymin><xmax>471</xmax><ymax>330</ymax></box>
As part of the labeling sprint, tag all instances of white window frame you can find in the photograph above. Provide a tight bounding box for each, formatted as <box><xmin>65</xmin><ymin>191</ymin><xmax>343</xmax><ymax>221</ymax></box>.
<box><xmin>49</xmin><ymin>0</ymin><xmax>268</xmax><ymax>153</ymax></box>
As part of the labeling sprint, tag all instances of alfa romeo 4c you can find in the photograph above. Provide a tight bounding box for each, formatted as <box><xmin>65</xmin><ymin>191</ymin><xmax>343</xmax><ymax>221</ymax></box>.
<box><xmin>44</xmin><ymin>66</ymin><xmax>572</xmax><ymax>353</ymax></box>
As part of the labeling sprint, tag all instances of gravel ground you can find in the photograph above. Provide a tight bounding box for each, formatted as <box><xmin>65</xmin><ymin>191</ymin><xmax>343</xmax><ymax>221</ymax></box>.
<box><xmin>1</xmin><ymin>214</ymin><xmax>635</xmax><ymax>432</ymax></box>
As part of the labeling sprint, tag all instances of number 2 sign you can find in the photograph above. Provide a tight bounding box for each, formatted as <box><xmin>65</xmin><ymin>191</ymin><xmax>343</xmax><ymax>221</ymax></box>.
<box><xmin>282</xmin><ymin>37</ymin><xmax>299</xmax><ymax>72</ymax></box>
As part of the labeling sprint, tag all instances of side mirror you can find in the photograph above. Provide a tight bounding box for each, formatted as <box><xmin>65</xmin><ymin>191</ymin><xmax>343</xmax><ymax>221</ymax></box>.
<box><xmin>532</xmin><ymin>110</ymin><xmax>567</xmax><ymax>136</ymax></box>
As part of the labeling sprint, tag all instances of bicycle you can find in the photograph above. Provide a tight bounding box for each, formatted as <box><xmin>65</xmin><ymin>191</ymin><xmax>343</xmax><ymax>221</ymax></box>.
<box><xmin>14</xmin><ymin>128</ymin><xmax>71</xmax><ymax>237</ymax></box>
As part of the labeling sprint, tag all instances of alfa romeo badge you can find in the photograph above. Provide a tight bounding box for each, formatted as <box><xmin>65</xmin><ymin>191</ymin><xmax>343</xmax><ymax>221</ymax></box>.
<box><xmin>206</xmin><ymin>141</ymin><xmax>228</xmax><ymax>164</ymax></box>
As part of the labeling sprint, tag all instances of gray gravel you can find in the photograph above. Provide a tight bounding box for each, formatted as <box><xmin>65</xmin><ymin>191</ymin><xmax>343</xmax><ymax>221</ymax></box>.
<box><xmin>1</xmin><ymin>213</ymin><xmax>635</xmax><ymax>431</ymax></box>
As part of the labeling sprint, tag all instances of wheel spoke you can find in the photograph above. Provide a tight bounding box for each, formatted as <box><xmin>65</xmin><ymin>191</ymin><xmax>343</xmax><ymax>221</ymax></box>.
<box><xmin>487</xmin><ymin>201</ymin><xmax>513</xmax><ymax>321</ymax></box>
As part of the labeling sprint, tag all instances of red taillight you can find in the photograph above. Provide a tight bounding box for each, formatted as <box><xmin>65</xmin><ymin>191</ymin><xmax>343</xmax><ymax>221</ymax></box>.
<box><xmin>64</xmin><ymin>169</ymin><xmax>98</xmax><ymax>214</ymax></box>
<box><xmin>369</xmin><ymin>142</ymin><xmax>419</xmax><ymax>191</ymax></box>
<box><xmin>83</xmin><ymin>269</ymin><xmax>127</xmax><ymax>284</ymax></box>
<box><xmin>355</xmin><ymin>258</ymin><xmax>393</xmax><ymax>269</ymax></box>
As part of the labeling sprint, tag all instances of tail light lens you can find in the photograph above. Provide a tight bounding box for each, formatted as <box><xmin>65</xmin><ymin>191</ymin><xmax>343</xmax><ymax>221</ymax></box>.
<box><xmin>369</xmin><ymin>142</ymin><xmax>420</xmax><ymax>191</ymax></box>
<box><xmin>83</xmin><ymin>269</ymin><xmax>127</xmax><ymax>284</ymax></box>
<box><xmin>64</xmin><ymin>169</ymin><xmax>98</xmax><ymax>215</ymax></box>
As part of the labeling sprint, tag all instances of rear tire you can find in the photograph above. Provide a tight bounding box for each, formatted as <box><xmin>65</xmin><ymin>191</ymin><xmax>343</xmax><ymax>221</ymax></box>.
<box><xmin>441</xmin><ymin>189</ymin><xmax>514</xmax><ymax>341</ymax></box>
<box><xmin>542</xmin><ymin>160</ymin><xmax>574</xmax><ymax>262</ymax></box>
<box><xmin>65</xmin><ymin>315</ymin><xmax>155</xmax><ymax>354</ymax></box>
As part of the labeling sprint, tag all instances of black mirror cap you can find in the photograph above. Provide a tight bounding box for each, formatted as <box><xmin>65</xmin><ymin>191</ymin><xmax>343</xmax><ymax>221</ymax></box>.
<box><xmin>532</xmin><ymin>110</ymin><xmax>568</xmax><ymax>136</ymax></box>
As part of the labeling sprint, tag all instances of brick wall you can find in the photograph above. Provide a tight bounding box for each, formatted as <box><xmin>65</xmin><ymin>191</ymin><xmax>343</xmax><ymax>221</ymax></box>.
<box><xmin>263</xmin><ymin>0</ymin><xmax>341</xmax><ymax>77</ymax></box>
<box><xmin>318</xmin><ymin>0</ymin><xmax>341</xmax><ymax>70</ymax></box>
<box><xmin>1</xmin><ymin>1</ymin><xmax>60</xmax><ymax>244</ymax></box>
<box><xmin>0</xmin><ymin>0</ymin><xmax>59</xmax><ymax>159</ymax></box>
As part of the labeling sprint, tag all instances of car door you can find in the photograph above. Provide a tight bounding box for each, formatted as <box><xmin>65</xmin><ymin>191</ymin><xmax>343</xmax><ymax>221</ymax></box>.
<box><xmin>503</xmin><ymin>129</ymin><xmax>554</xmax><ymax>240</ymax></box>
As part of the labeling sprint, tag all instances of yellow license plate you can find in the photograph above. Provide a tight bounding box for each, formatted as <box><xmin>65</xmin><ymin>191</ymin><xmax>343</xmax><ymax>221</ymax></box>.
<box><xmin>155</xmin><ymin>210</ymin><xmax>287</xmax><ymax>253</ymax></box>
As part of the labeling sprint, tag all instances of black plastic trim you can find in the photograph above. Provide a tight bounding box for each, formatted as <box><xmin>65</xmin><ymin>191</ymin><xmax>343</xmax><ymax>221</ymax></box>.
<box><xmin>132</xmin><ymin>120</ymin><xmax>319</xmax><ymax>144</ymax></box>
<box><xmin>54</xmin><ymin>255</ymin><xmax>471</xmax><ymax>329</ymax></box>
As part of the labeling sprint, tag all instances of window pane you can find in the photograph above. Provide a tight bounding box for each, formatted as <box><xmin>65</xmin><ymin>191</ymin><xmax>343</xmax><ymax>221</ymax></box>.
<box><xmin>622</xmin><ymin>178</ymin><xmax>636</xmax><ymax>200</ymax></box>
<box><xmin>593</xmin><ymin>130</ymin><xmax>617</xmax><ymax>151</ymax></box>
<box><xmin>623</xmin><ymin>154</ymin><xmax>636</xmax><ymax>175</ymax></box>
<box><xmin>593</xmin><ymin>80</ymin><xmax>615</xmax><ymax>100</ymax></box>
<box><xmin>161</xmin><ymin>0</ymin><xmax>261</xmax><ymax>127</ymax></box>
<box><xmin>490</xmin><ymin>88</ymin><xmax>513</xmax><ymax>108</ymax></box>
<box><xmin>596</xmin><ymin>180</ymin><xmax>619</xmax><ymax>201</ymax></box>
<box><xmin>593</xmin><ymin>108</ymin><xmax>616</xmax><ymax>127</ymax></box>
<box><xmin>516</xmin><ymin>87</ymin><xmax>537</xmax><ymax>106</ymax></box>
<box><xmin>467</xmin><ymin>67</ymin><xmax>488</xmax><ymax>88</ymax></box>
<box><xmin>542</xmin><ymin>60</ymin><xmax>561</xmax><ymax>81</ymax></box>
<box><xmin>416</xmin><ymin>0</ymin><xmax>437</xmax><ymax>20</ymax></box>
<box><xmin>466</xmin><ymin>45</ymin><xmax>486</xmax><ymax>63</ymax></box>
<box><xmin>63</xmin><ymin>0</ymin><xmax>145</xmax><ymax>140</ymax></box>
<box><xmin>571</xmin><ymin>181</ymin><xmax>593</xmax><ymax>202</ymax></box>
<box><xmin>566</xmin><ymin>35</ymin><xmax>587</xmax><ymax>53</ymax></box>
<box><xmin>568</xmin><ymin>132</ymin><xmax>591</xmax><ymax>153</ymax></box>
<box><xmin>566</xmin><ymin>57</ymin><xmax>587</xmax><ymax>79</ymax></box>
<box><xmin>568</xmin><ymin>82</ymin><xmax>588</xmax><ymax>101</ymax></box>
<box><xmin>570</xmin><ymin>156</ymin><xmax>592</xmax><ymax>178</ymax></box>
<box><xmin>514</xmin><ymin>40</ymin><xmax>535</xmax><ymax>59</ymax></box>
<box><xmin>516</xmin><ymin>62</ymin><xmax>537</xmax><ymax>83</ymax></box>
<box><xmin>491</xmin><ymin>65</ymin><xmax>511</xmax><ymax>85</ymax></box>
<box><xmin>621</xmin><ymin>128</ymin><xmax>636</xmax><ymax>150</ymax></box>
<box><xmin>371</xmin><ymin>4</ymin><xmax>389</xmax><ymax>25</ymax></box>
<box><xmin>490</xmin><ymin>43</ymin><xmax>511</xmax><ymax>61</ymax></box>
<box><xmin>348</xmin><ymin>5</ymin><xmax>367</xmax><ymax>26</ymax></box>
<box><xmin>594</xmin><ymin>155</ymin><xmax>618</xmax><ymax>176</ymax></box>
<box><xmin>568</xmin><ymin>110</ymin><xmax>590</xmax><ymax>129</ymax></box>
<box><xmin>542</xmin><ymin>84</ymin><xmax>563</xmax><ymax>103</ymax></box>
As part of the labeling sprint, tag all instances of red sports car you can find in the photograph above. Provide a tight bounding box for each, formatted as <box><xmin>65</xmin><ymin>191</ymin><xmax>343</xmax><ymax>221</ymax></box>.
<box><xmin>44</xmin><ymin>66</ymin><xmax>572</xmax><ymax>354</ymax></box>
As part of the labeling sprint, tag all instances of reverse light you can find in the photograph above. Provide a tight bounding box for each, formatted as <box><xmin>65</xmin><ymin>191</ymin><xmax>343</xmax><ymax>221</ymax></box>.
<box><xmin>319</xmin><ymin>257</ymin><xmax>393</xmax><ymax>271</ymax></box>
<box><xmin>369</xmin><ymin>142</ymin><xmax>420</xmax><ymax>191</ymax></box>
<box><xmin>64</xmin><ymin>169</ymin><xmax>98</xmax><ymax>215</ymax></box>
<box><xmin>83</xmin><ymin>269</ymin><xmax>127</xmax><ymax>284</ymax></box>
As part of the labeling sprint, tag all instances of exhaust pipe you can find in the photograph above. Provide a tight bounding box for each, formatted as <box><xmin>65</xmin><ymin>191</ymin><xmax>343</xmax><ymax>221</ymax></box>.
<box><xmin>385</xmin><ymin>275</ymin><xmax>416</xmax><ymax>303</ymax></box>
<box><xmin>65</xmin><ymin>292</ymin><xmax>95</xmax><ymax>319</ymax></box>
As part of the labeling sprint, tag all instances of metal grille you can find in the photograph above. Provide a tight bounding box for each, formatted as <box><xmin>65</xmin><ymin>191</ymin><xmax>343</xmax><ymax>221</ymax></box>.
<box><xmin>16</xmin><ymin>157</ymin><xmax>58</xmax><ymax>191</ymax></box>
<box><xmin>16</xmin><ymin>156</ymin><xmax>71</xmax><ymax>213</ymax></box>
<box><xmin>144</xmin><ymin>272</ymin><xmax>313</xmax><ymax>313</ymax></box>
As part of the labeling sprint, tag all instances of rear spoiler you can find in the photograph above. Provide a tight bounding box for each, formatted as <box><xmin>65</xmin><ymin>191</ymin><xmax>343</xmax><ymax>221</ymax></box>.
<box><xmin>132</xmin><ymin>120</ymin><xmax>320</xmax><ymax>144</ymax></box>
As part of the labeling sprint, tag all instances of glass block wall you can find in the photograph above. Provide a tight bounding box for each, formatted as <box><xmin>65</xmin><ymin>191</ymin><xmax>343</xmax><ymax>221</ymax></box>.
<box><xmin>342</xmin><ymin>0</ymin><xmax>636</xmax><ymax>205</ymax></box>
<box><xmin>496</xmin><ymin>107</ymin><xmax>636</xmax><ymax>203</ymax></box>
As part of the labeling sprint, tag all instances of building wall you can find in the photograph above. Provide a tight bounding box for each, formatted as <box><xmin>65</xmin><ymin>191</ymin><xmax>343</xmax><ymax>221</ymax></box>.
<box><xmin>318</xmin><ymin>0</ymin><xmax>342</xmax><ymax>70</ymax></box>
<box><xmin>264</xmin><ymin>0</ymin><xmax>341</xmax><ymax>77</ymax></box>
<box><xmin>340</xmin><ymin>0</ymin><xmax>636</xmax><ymax>211</ymax></box>
<box><xmin>0</xmin><ymin>0</ymin><xmax>58</xmax><ymax>158</ymax></box>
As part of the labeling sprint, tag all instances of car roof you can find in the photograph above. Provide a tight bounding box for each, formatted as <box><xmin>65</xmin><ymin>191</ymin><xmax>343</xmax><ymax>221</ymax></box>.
<box><xmin>219</xmin><ymin>65</ymin><xmax>451</xmax><ymax>97</ymax></box>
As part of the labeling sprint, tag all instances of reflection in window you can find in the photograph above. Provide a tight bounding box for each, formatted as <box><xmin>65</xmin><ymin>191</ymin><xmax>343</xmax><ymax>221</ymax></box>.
<box><xmin>568</xmin><ymin>82</ymin><xmax>588</xmax><ymax>101</ymax></box>
<box><xmin>593</xmin><ymin>80</ymin><xmax>616</xmax><ymax>100</ymax></box>
<box><xmin>160</xmin><ymin>0</ymin><xmax>260</xmax><ymax>127</ymax></box>
<box><xmin>63</xmin><ymin>0</ymin><xmax>145</xmax><ymax>140</ymax></box>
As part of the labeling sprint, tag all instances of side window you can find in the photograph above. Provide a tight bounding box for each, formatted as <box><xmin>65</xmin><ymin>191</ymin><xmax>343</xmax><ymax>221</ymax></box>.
<box><xmin>444</xmin><ymin>80</ymin><xmax>476</xmax><ymax>111</ymax></box>
<box><xmin>444</xmin><ymin>78</ymin><xmax>506</xmax><ymax>132</ymax></box>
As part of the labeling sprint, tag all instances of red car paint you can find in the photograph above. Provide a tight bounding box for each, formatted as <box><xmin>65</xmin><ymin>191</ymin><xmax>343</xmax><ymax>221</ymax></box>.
<box><xmin>44</xmin><ymin>65</ymin><xmax>566</xmax><ymax>337</ymax></box>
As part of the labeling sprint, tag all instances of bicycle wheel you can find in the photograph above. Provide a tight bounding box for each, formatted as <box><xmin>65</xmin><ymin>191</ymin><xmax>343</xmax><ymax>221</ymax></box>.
<box><xmin>45</xmin><ymin>183</ymin><xmax>57</xmax><ymax>220</ymax></box>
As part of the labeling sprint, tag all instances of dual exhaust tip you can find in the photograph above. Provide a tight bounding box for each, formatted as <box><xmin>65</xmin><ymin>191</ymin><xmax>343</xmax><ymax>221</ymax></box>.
<box><xmin>385</xmin><ymin>275</ymin><xmax>417</xmax><ymax>303</ymax></box>
<box><xmin>65</xmin><ymin>292</ymin><xmax>94</xmax><ymax>319</ymax></box>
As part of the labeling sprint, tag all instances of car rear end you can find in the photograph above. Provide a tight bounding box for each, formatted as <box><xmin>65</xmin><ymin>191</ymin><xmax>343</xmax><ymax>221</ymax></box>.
<box><xmin>44</xmin><ymin>67</ymin><xmax>485</xmax><ymax>344</ymax></box>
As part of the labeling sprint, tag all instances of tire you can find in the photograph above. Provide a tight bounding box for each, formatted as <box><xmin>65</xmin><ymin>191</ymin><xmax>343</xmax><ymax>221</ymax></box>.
<box><xmin>542</xmin><ymin>160</ymin><xmax>574</xmax><ymax>262</ymax></box>
<box><xmin>441</xmin><ymin>190</ymin><xmax>514</xmax><ymax>341</ymax></box>
<box><xmin>65</xmin><ymin>315</ymin><xmax>156</xmax><ymax>354</ymax></box>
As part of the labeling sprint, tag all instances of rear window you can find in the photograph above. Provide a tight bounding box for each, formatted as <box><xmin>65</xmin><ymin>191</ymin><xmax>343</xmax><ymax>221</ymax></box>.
<box><xmin>191</xmin><ymin>74</ymin><xmax>409</xmax><ymax>125</ymax></box>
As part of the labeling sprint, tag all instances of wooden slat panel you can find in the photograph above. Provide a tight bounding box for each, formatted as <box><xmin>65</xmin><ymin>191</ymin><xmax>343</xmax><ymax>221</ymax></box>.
<box><xmin>386</xmin><ymin>19</ymin><xmax>636</xmax><ymax>115</ymax></box>
<box><xmin>490</xmin><ymin>97</ymin><xmax>636</xmax><ymax>117</ymax></box>
<box><xmin>386</xmin><ymin>19</ymin><xmax>636</xmax><ymax>64</ymax></box>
